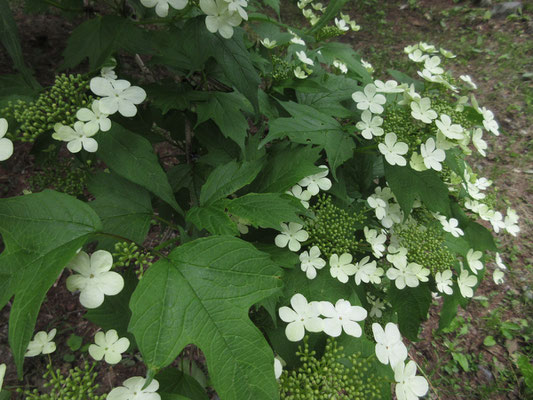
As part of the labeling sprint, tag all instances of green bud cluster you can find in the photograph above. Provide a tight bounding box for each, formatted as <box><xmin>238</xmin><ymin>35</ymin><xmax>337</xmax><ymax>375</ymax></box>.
<box><xmin>306</xmin><ymin>194</ymin><xmax>366</xmax><ymax>258</ymax></box>
<box><xmin>271</xmin><ymin>55</ymin><xmax>292</xmax><ymax>82</ymax></box>
<box><xmin>29</xmin><ymin>159</ymin><xmax>93</xmax><ymax>198</ymax></box>
<box><xmin>315</xmin><ymin>26</ymin><xmax>345</xmax><ymax>42</ymax></box>
<box><xmin>279</xmin><ymin>336</ymin><xmax>383</xmax><ymax>399</ymax></box>
<box><xmin>16</xmin><ymin>361</ymin><xmax>105</xmax><ymax>400</ymax></box>
<box><xmin>113</xmin><ymin>241</ymin><xmax>153</xmax><ymax>278</ymax></box>
<box><xmin>1</xmin><ymin>74</ymin><xmax>92</xmax><ymax>142</ymax></box>
<box><xmin>396</xmin><ymin>218</ymin><xmax>455</xmax><ymax>274</ymax></box>
<box><xmin>382</xmin><ymin>107</ymin><xmax>427</xmax><ymax>149</ymax></box>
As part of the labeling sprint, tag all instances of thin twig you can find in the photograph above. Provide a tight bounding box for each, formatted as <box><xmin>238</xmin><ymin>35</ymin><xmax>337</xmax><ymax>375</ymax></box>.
<box><xmin>134</xmin><ymin>54</ymin><xmax>156</xmax><ymax>83</ymax></box>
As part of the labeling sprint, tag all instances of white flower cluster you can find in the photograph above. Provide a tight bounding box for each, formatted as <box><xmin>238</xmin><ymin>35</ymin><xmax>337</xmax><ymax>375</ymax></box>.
<box><xmin>140</xmin><ymin>0</ymin><xmax>188</xmax><ymax>17</ymax></box>
<box><xmin>53</xmin><ymin>66</ymin><xmax>146</xmax><ymax>154</ymax></box>
<box><xmin>0</xmin><ymin>118</ymin><xmax>14</xmax><ymax>162</ymax></box>
<box><xmin>386</xmin><ymin>246</ymin><xmax>430</xmax><ymax>290</ymax></box>
<box><xmin>367</xmin><ymin>186</ymin><xmax>403</xmax><ymax>228</ymax></box>
<box><xmin>200</xmin><ymin>0</ymin><xmax>247</xmax><ymax>39</ymax></box>
<box><xmin>278</xmin><ymin>293</ymin><xmax>367</xmax><ymax>341</ymax></box>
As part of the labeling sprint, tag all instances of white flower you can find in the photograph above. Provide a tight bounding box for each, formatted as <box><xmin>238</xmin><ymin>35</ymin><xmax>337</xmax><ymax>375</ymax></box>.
<box><xmin>480</xmin><ymin>107</ymin><xmax>500</xmax><ymax>136</ymax></box>
<box><xmin>260</xmin><ymin>38</ymin><xmax>277</xmax><ymax>49</ymax></box>
<box><xmin>460</xmin><ymin>74</ymin><xmax>477</xmax><ymax>89</ymax></box>
<box><xmin>274</xmin><ymin>357</ymin><xmax>283</xmax><ymax>379</ymax></box>
<box><xmin>404</xmin><ymin>44</ymin><xmax>418</xmax><ymax>54</ymax></box>
<box><xmin>108</xmin><ymin>377</ymin><xmax>161</xmax><ymax>400</ymax></box>
<box><xmin>394</xmin><ymin>360</ymin><xmax>429</xmax><ymax>400</ymax></box>
<box><xmin>474</xmin><ymin>177</ymin><xmax>492</xmax><ymax>191</ymax></box>
<box><xmin>0</xmin><ymin>363</ymin><xmax>5</xmax><ymax>391</ymax></box>
<box><xmin>278</xmin><ymin>293</ymin><xmax>323</xmax><ymax>342</ymax></box>
<box><xmin>418</xmin><ymin>42</ymin><xmax>437</xmax><ymax>53</ymax></box>
<box><xmin>435</xmin><ymin>114</ymin><xmax>464</xmax><ymax>140</ymax></box>
<box><xmin>410</xmin><ymin>98</ymin><xmax>437</xmax><ymax>124</ymax></box>
<box><xmin>488</xmin><ymin>211</ymin><xmax>506</xmax><ymax>233</ymax></box>
<box><xmin>290</xmin><ymin>34</ymin><xmax>305</xmax><ymax>46</ymax></box>
<box><xmin>408</xmin><ymin>263</ymin><xmax>430</xmax><ymax>283</ymax></box>
<box><xmin>493</xmin><ymin>269</ymin><xmax>505</xmax><ymax>285</ymax></box>
<box><xmin>88</xmin><ymin>330</ymin><xmax>130</xmax><ymax>365</ymax></box>
<box><xmin>319</xmin><ymin>299</ymin><xmax>367</xmax><ymax>338</ymax></box>
<box><xmin>386</xmin><ymin>246</ymin><xmax>408</xmax><ymax>269</ymax></box>
<box><xmin>372</xmin><ymin>322</ymin><xmax>408</xmax><ymax>367</ymax></box>
<box><xmin>381</xmin><ymin>203</ymin><xmax>402</xmax><ymax>228</ymax></box>
<box><xmin>364</xmin><ymin>227</ymin><xmax>386</xmax><ymax>258</ymax></box>
<box><xmin>356</xmin><ymin>110</ymin><xmax>384</xmax><ymax>139</ymax></box>
<box><xmin>25</xmin><ymin>329</ymin><xmax>57</xmax><ymax>357</ymax></box>
<box><xmin>66</xmin><ymin>250</ymin><xmax>124</xmax><ymax>309</ymax></box>
<box><xmin>225</xmin><ymin>0</ymin><xmax>248</xmax><ymax>20</ymax></box>
<box><xmin>52</xmin><ymin>121</ymin><xmax>98</xmax><ymax>153</ymax></box>
<box><xmin>439</xmin><ymin>217</ymin><xmax>464</xmax><ymax>237</ymax></box>
<box><xmin>440</xmin><ymin>48</ymin><xmax>456</xmax><ymax>58</ymax></box>
<box><xmin>408</xmin><ymin>49</ymin><xmax>428</xmax><ymax>63</ymax></box>
<box><xmin>352</xmin><ymin>84</ymin><xmax>387</xmax><ymax>114</ymax></box>
<box><xmin>334</xmin><ymin>17</ymin><xmax>349</xmax><ymax>31</ymax></box>
<box><xmin>423</xmin><ymin>56</ymin><xmax>444</xmax><ymax>75</ymax></box>
<box><xmin>140</xmin><ymin>0</ymin><xmax>188</xmax><ymax>17</ymax></box>
<box><xmin>420</xmin><ymin>137</ymin><xmax>445</xmax><ymax>171</ymax></box>
<box><xmin>298</xmin><ymin>165</ymin><xmax>331</xmax><ymax>195</ymax></box>
<box><xmin>76</xmin><ymin>100</ymin><xmax>112</xmax><ymax>135</ymax></box>
<box><xmin>293</xmin><ymin>67</ymin><xmax>308</xmax><ymax>79</ymax></box>
<box><xmin>471</xmin><ymin>128</ymin><xmax>487</xmax><ymax>156</ymax></box>
<box><xmin>374</xmin><ymin>79</ymin><xmax>404</xmax><ymax>93</ymax></box>
<box><xmin>378</xmin><ymin>132</ymin><xmax>409</xmax><ymax>166</ymax></box>
<box><xmin>368</xmin><ymin>296</ymin><xmax>386</xmax><ymax>318</ymax></box>
<box><xmin>329</xmin><ymin>253</ymin><xmax>357</xmax><ymax>283</ymax></box>
<box><xmin>361</xmin><ymin>59</ymin><xmax>374</xmax><ymax>74</ymax></box>
<box><xmin>504</xmin><ymin>208</ymin><xmax>520</xmax><ymax>236</ymax></box>
<box><xmin>495</xmin><ymin>253</ymin><xmax>507</xmax><ymax>270</ymax></box>
<box><xmin>0</xmin><ymin>118</ymin><xmax>14</xmax><ymax>161</ymax></box>
<box><xmin>200</xmin><ymin>0</ymin><xmax>242</xmax><ymax>39</ymax></box>
<box><xmin>367</xmin><ymin>195</ymin><xmax>388</xmax><ymax>221</ymax></box>
<box><xmin>354</xmin><ymin>256</ymin><xmax>384</xmax><ymax>285</ymax></box>
<box><xmin>299</xmin><ymin>246</ymin><xmax>326</xmax><ymax>279</ymax></box>
<box><xmin>333</xmin><ymin>59</ymin><xmax>348</xmax><ymax>74</ymax></box>
<box><xmin>457</xmin><ymin>269</ymin><xmax>477</xmax><ymax>298</ymax></box>
<box><xmin>386</xmin><ymin>262</ymin><xmax>422</xmax><ymax>290</ymax></box>
<box><xmin>409</xmin><ymin>152</ymin><xmax>427</xmax><ymax>171</ymax></box>
<box><xmin>286</xmin><ymin>184</ymin><xmax>311</xmax><ymax>208</ymax></box>
<box><xmin>296</xmin><ymin>50</ymin><xmax>314</xmax><ymax>66</ymax></box>
<box><xmin>435</xmin><ymin>270</ymin><xmax>453</xmax><ymax>295</ymax></box>
<box><xmin>399</xmin><ymin>84</ymin><xmax>421</xmax><ymax>106</ymax></box>
<box><xmin>100</xmin><ymin>66</ymin><xmax>117</xmax><ymax>80</ymax></box>
<box><xmin>466</xmin><ymin>249</ymin><xmax>483</xmax><ymax>274</ymax></box>
<box><xmin>274</xmin><ymin>223</ymin><xmax>309</xmax><ymax>252</ymax></box>
<box><xmin>90</xmin><ymin>77</ymin><xmax>146</xmax><ymax>117</ymax></box>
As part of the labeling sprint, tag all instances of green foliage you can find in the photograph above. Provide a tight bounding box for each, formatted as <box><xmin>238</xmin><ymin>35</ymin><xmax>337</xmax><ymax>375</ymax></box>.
<box><xmin>389</xmin><ymin>284</ymin><xmax>432</xmax><ymax>341</ymax></box>
<box><xmin>29</xmin><ymin>158</ymin><xmax>94</xmax><ymax>197</ymax></box>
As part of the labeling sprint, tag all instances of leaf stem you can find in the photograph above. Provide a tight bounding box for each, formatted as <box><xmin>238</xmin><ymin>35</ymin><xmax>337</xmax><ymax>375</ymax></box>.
<box><xmin>153</xmin><ymin>214</ymin><xmax>181</xmax><ymax>231</ymax></box>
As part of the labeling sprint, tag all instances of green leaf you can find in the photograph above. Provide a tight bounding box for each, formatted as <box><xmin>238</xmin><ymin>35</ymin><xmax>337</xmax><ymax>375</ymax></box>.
<box><xmin>483</xmin><ymin>335</ymin><xmax>496</xmax><ymax>347</ymax></box>
<box><xmin>0</xmin><ymin>191</ymin><xmax>101</xmax><ymax>376</ymax></box>
<box><xmin>0</xmin><ymin>73</ymin><xmax>39</xmax><ymax>108</ymax></box>
<box><xmin>88</xmin><ymin>172</ymin><xmax>153</xmax><ymax>249</ymax></box>
<box><xmin>388</xmin><ymin>284</ymin><xmax>431</xmax><ymax>341</ymax></box>
<box><xmin>226</xmin><ymin>193</ymin><xmax>304</xmax><ymax>230</ymax></box>
<box><xmin>262</xmin><ymin>0</ymin><xmax>280</xmax><ymax>16</ymax></box>
<box><xmin>129</xmin><ymin>236</ymin><xmax>282</xmax><ymax>399</ymax></box>
<box><xmin>196</xmin><ymin>92</ymin><xmax>251</xmax><ymax>150</ymax></box>
<box><xmin>384</xmin><ymin>164</ymin><xmax>451</xmax><ymax>217</ymax></box>
<box><xmin>199</xmin><ymin>159</ymin><xmax>263</xmax><ymax>206</ymax></box>
<box><xmin>156</xmin><ymin>368</ymin><xmax>209</xmax><ymax>400</ymax></box>
<box><xmin>319</xmin><ymin>42</ymin><xmax>372</xmax><ymax>83</ymax></box>
<box><xmin>96</xmin><ymin>123</ymin><xmax>182</xmax><ymax>214</ymax></box>
<box><xmin>438</xmin><ymin>290</ymin><xmax>461</xmax><ymax>331</ymax></box>
<box><xmin>517</xmin><ymin>355</ymin><xmax>533</xmax><ymax>389</ymax></box>
<box><xmin>187</xmin><ymin>204</ymin><xmax>238</xmax><ymax>236</ymax></box>
<box><xmin>62</xmin><ymin>15</ymin><xmax>153</xmax><ymax>71</ymax></box>
<box><xmin>66</xmin><ymin>334</ymin><xmax>83</xmax><ymax>351</ymax></box>
<box><xmin>463</xmin><ymin>221</ymin><xmax>497</xmax><ymax>251</ymax></box>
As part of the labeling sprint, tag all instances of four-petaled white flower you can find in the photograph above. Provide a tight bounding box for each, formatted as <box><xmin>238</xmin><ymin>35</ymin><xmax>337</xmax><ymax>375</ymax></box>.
<box><xmin>319</xmin><ymin>299</ymin><xmax>367</xmax><ymax>338</ymax></box>
<box><xmin>460</xmin><ymin>74</ymin><xmax>477</xmax><ymax>89</ymax></box>
<box><xmin>66</xmin><ymin>250</ymin><xmax>124</xmax><ymax>309</ymax></box>
<box><xmin>457</xmin><ymin>268</ymin><xmax>477</xmax><ymax>298</ymax></box>
<box><xmin>438</xmin><ymin>216</ymin><xmax>464</xmax><ymax>237</ymax></box>
<box><xmin>394</xmin><ymin>360</ymin><xmax>429</xmax><ymax>400</ymax></box>
<box><xmin>372</xmin><ymin>322</ymin><xmax>408</xmax><ymax>367</ymax></box>
<box><xmin>354</xmin><ymin>256</ymin><xmax>384</xmax><ymax>285</ymax></box>
<box><xmin>368</xmin><ymin>195</ymin><xmax>387</xmax><ymax>221</ymax></box>
<box><xmin>364</xmin><ymin>227</ymin><xmax>386</xmax><ymax>258</ymax></box>
<box><xmin>361</xmin><ymin>59</ymin><xmax>374</xmax><ymax>73</ymax></box>
<box><xmin>352</xmin><ymin>84</ymin><xmax>387</xmax><ymax>114</ymax></box>
<box><xmin>357</xmin><ymin>110</ymin><xmax>384</xmax><ymax>139</ymax></box>
<box><xmin>374</xmin><ymin>79</ymin><xmax>404</xmax><ymax>93</ymax></box>
<box><xmin>100</xmin><ymin>66</ymin><xmax>117</xmax><ymax>80</ymax></box>
<box><xmin>386</xmin><ymin>262</ymin><xmax>421</xmax><ymax>290</ymax></box>
<box><xmin>140</xmin><ymin>0</ymin><xmax>188</xmax><ymax>17</ymax></box>
<box><xmin>408</xmin><ymin>49</ymin><xmax>428</xmax><ymax>63</ymax></box>
<box><xmin>275</xmin><ymin>223</ymin><xmax>309</xmax><ymax>252</ymax></box>
<box><xmin>90</xmin><ymin>77</ymin><xmax>146</xmax><ymax>117</ymax></box>
<box><xmin>410</xmin><ymin>98</ymin><xmax>437</xmax><ymax>124</ymax></box>
<box><xmin>435</xmin><ymin>114</ymin><xmax>464</xmax><ymax>140</ymax></box>
<box><xmin>466</xmin><ymin>248</ymin><xmax>483</xmax><ymax>274</ymax></box>
<box><xmin>435</xmin><ymin>270</ymin><xmax>453</xmax><ymax>295</ymax></box>
<box><xmin>296</xmin><ymin>50</ymin><xmax>314</xmax><ymax>66</ymax></box>
<box><xmin>493</xmin><ymin>269</ymin><xmax>505</xmax><ymax>285</ymax></box>
<box><xmin>440</xmin><ymin>48</ymin><xmax>456</xmax><ymax>58</ymax></box>
<box><xmin>329</xmin><ymin>253</ymin><xmax>357</xmax><ymax>283</ymax></box>
<box><xmin>260</xmin><ymin>38</ymin><xmax>277</xmax><ymax>49</ymax></box>
<box><xmin>419</xmin><ymin>42</ymin><xmax>436</xmax><ymax>53</ymax></box>
<box><xmin>226</xmin><ymin>0</ymin><xmax>248</xmax><ymax>20</ymax></box>
<box><xmin>278</xmin><ymin>293</ymin><xmax>323</xmax><ymax>342</ymax></box>
<box><xmin>200</xmin><ymin>0</ymin><xmax>242</xmax><ymax>39</ymax></box>
<box><xmin>471</xmin><ymin>128</ymin><xmax>487</xmax><ymax>156</ymax></box>
<box><xmin>495</xmin><ymin>253</ymin><xmax>507</xmax><ymax>270</ymax></box>
<box><xmin>286</xmin><ymin>184</ymin><xmax>311</xmax><ymax>208</ymax></box>
<box><xmin>0</xmin><ymin>363</ymin><xmax>5</xmax><ymax>391</ymax></box>
<box><xmin>0</xmin><ymin>118</ymin><xmax>14</xmax><ymax>161</ymax></box>
<box><xmin>378</xmin><ymin>132</ymin><xmax>409</xmax><ymax>166</ymax></box>
<box><xmin>294</xmin><ymin>67</ymin><xmax>308</xmax><ymax>79</ymax></box>
<box><xmin>423</xmin><ymin>56</ymin><xmax>444</xmax><ymax>75</ymax></box>
<box><xmin>420</xmin><ymin>137</ymin><xmax>445</xmax><ymax>171</ymax></box>
<box><xmin>368</xmin><ymin>296</ymin><xmax>386</xmax><ymax>318</ymax></box>
<box><xmin>299</xmin><ymin>246</ymin><xmax>326</xmax><ymax>279</ymax></box>
<box><xmin>76</xmin><ymin>100</ymin><xmax>112</xmax><ymax>135</ymax></box>
<box><xmin>480</xmin><ymin>107</ymin><xmax>500</xmax><ymax>136</ymax></box>
<box><xmin>334</xmin><ymin>17</ymin><xmax>349</xmax><ymax>31</ymax></box>
<box><xmin>504</xmin><ymin>207</ymin><xmax>520</xmax><ymax>236</ymax></box>
<box><xmin>108</xmin><ymin>377</ymin><xmax>161</xmax><ymax>400</ymax></box>
<box><xmin>88</xmin><ymin>329</ymin><xmax>130</xmax><ymax>365</ymax></box>
<box><xmin>52</xmin><ymin>121</ymin><xmax>98</xmax><ymax>153</ymax></box>
<box><xmin>409</xmin><ymin>152</ymin><xmax>427</xmax><ymax>171</ymax></box>
<box><xmin>333</xmin><ymin>59</ymin><xmax>348</xmax><ymax>74</ymax></box>
<box><xmin>298</xmin><ymin>165</ymin><xmax>331</xmax><ymax>195</ymax></box>
<box><xmin>25</xmin><ymin>329</ymin><xmax>57</xmax><ymax>357</ymax></box>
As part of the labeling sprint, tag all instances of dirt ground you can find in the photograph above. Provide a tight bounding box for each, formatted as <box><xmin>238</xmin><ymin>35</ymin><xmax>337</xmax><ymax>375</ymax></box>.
<box><xmin>0</xmin><ymin>0</ymin><xmax>532</xmax><ymax>399</ymax></box>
